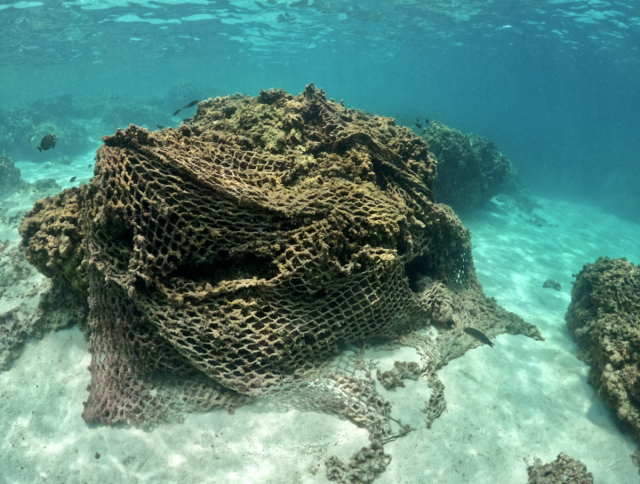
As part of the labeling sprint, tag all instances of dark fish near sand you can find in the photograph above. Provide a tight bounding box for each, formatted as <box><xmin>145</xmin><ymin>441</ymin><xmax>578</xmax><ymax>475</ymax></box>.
<box><xmin>156</xmin><ymin>125</ymin><xmax>165</xmax><ymax>129</ymax></box>
<box><xmin>38</xmin><ymin>133</ymin><xmax>58</xmax><ymax>152</ymax></box>
<box><xmin>173</xmin><ymin>109</ymin><xmax>181</xmax><ymax>116</ymax></box>
<box><xmin>463</xmin><ymin>327</ymin><xmax>494</xmax><ymax>348</ymax></box>
<box><xmin>183</xmin><ymin>100</ymin><xmax>199</xmax><ymax>108</ymax></box>
<box><xmin>424</xmin><ymin>118</ymin><xmax>430</xmax><ymax>124</ymax></box>
<box><xmin>69</xmin><ymin>176</ymin><xmax>76</xmax><ymax>182</ymax></box>
<box><xmin>415</xmin><ymin>122</ymin><xmax>422</xmax><ymax>129</ymax></box>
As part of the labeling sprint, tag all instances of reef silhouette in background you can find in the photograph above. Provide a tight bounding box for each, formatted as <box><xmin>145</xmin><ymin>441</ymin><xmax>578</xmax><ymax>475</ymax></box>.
<box><xmin>422</xmin><ymin>121</ymin><xmax>535</xmax><ymax>214</ymax></box>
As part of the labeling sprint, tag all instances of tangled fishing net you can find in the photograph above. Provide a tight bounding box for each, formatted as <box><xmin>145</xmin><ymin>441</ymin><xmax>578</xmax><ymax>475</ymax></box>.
<box><xmin>20</xmin><ymin>84</ymin><xmax>541</xmax><ymax>481</ymax></box>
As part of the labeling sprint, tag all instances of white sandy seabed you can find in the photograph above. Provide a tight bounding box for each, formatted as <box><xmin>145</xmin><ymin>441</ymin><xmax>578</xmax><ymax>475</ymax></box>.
<box><xmin>1</xmin><ymin>156</ymin><xmax>640</xmax><ymax>484</ymax></box>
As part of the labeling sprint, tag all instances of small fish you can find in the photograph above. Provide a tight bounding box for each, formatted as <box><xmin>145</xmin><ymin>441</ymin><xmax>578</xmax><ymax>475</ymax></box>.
<box><xmin>277</xmin><ymin>12</ymin><xmax>295</xmax><ymax>23</ymax></box>
<box><xmin>76</xmin><ymin>307</ymin><xmax>87</xmax><ymax>318</ymax></box>
<box><xmin>463</xmin><ymin>327</ymin><xmax>494</xmax><ymax>348</ymax></box>
<box><xmin>38</xmin><ymin>133</ymin><xmax>58</xmax><ymax>152</ymax></box>
<box><xmin>182</xmin><ymin>100</ymin><xmax>199</xmax><ymax>108</ymax></box>
<box><xmin>156</xmin><ymin>125</ymin><xmax>165</xmax><ymax>130</ymax></box>
<box><xmin>88</xmin><ymin>164</ymin><xmax>92</xmax><ymax>168</ymax></box>
<box><xmin>69</xmin><ymin>176</ymin><xmax>76</xmax><ymax>182</ymax></box>
<box><xmin>415</xmin><ymin>122</ymin><xmax>422</xmax><ymax>129</ymax></box>
<box><xmin>173</xmin><ymin>109</ymin><xmax>181</xmax><ymax>116</ymax></box>
<box><xmin>424</xmin><ymin>119</ymin><xmax>430</xmax><ymax>124</ymax></box>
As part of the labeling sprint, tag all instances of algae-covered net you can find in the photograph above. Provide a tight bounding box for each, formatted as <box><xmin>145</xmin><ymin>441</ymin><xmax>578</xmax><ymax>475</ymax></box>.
<box><xmin>20</xmin><ymin>85</ymin><xmax>541</xmax><ymax>468</ymax></box>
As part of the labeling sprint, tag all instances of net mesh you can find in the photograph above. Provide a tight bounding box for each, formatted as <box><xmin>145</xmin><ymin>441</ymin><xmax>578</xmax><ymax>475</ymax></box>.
<box><xmin>20</xmin><ymin>87</ymin><xmax>542</xmax><ymax>462</ymax></box>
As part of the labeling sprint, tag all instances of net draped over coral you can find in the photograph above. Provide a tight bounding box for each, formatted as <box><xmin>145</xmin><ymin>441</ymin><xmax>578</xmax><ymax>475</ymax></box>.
<box><xmin>20</xmin><ymin>85</ymin><xmax>541</xmax><ymax>428</ymax></box>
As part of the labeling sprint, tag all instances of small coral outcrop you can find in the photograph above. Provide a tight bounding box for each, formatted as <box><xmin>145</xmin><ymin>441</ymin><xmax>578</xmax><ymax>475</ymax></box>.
<box><xmin>0</xmin><ymin>243</ymin><xmax>84</xmax><ymax>371</ymax></box>
<box><xmin>19</xmin><ymin>187</ymin><xmax>87</xmax><ymax>295</ymax></box>
<box><xmin>0</xmin><ymin>153</ymin><xmax>24</xmax><ymax>198</ymax></box>
<box><xmin>543</xmin><ymin>279</ymin><xmax>561</xmax><ymax>291</ymax></box>
<box><xmin>422</xmin><ymin>122</ymin><xmax>529</xmax><ymax>212</ymax></box>
<box><xmin>527</xmin><ymin>453</ymin><xmax>593</xmax><ymax>484</ymax></box>
<box><xmin>566</xmin><ymin>257</ymin><xmax>640</xmax><ymax>436</ymax></box>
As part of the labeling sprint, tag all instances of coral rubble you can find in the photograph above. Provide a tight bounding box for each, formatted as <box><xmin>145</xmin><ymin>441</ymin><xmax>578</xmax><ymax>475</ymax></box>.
<box><xmin>0</xmin><ymin>244</ymin><xmax>81</xmax><ymax>370</ymax></box>
<box><xmin>19</xmin><ymin>85</ymin><xmax>541</xmax><ymax>429</ymax></box>
<box><xmin>526</xmin><ymin>453</ymin><xmax>593</xmax><ymax>484</ymax></box>
<box><xmin>543</xmin><ymin>279</ymin><xmax>561</xmax><ymax>291</ymax></box>
<box><xmin>0</xmin><ymin>153</ymin><xmax>24</xmax><ymax>198</ymax></box>
<box><xmin>566</xmin><ymin>257</ymin><xmax>640</xmax><ymax>435</ymax></box>
<box><xmin>326</xmin><ymin>439</ymin><xmax>390</xmax><ymax>483</ymax></box>
<box><xmin>376</xmin><ymin>361</ymin><xmax>421</xmax><ymax>390</ymax></box>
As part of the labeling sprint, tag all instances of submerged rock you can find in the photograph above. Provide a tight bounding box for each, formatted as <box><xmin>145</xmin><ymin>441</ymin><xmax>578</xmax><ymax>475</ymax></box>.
<box><xmin>0</xmin><ymin>153</ymin><xmax>23</xmax><ymax>198</ymax></box>
<box><xmin>19</xmin><ymin>84</ymin><xmax>541</xmax><ymax>428</ymax></box>
<box><xmin>543</xmin><ymin>279</ymin><xmax>561</xmax><ymax>291</ymax></box>
<box><xmin>566</xmin><ymin>257</ymin><xmax>640</xmax><ymax>436</ymax></box>
<box><xmin>527</xmin><ymin>453</ymin><xmax>593</xmax><ymax>484</ymax></box>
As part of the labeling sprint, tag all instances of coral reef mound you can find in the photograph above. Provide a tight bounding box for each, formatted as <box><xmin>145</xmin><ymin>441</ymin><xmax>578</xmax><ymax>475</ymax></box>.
<box><xmin>566</xmin><ymin>257</ymin><xmax>640</xmax><ymax>436</ymax></box>
<box><xmin>19</xmin><ymin>188</ymin><xmax>86</xmax><ymax>294</ymax></box>
<box><xmin>20</xmin><ymin>85</ymin><xmax>541</xmax><ymax>426</ymax></box>
<box><xmin>422</xmin><ymin>121</ymin><xmax>533</xmax><ymax>213</ymax></box>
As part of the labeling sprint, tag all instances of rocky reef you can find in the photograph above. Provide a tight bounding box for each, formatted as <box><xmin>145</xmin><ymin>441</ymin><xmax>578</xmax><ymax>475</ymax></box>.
<box><xmin>0</xmin><ymin>243</ymin><xmax>83</xmax><ymax>371</ymax></box>
<box><xmin>19</xmin><ymin>85</ymin><xmax>541</xmax><ymax>431</ymax></box>
<box><xmin>566</xmin><ymin>257</ymin><xmax>640</xmax><ymax>436</ymax></box>
<box><xmin>0</xmin><ymin>153</ymin><xmax>24</xmax><ymax>198</ymax></box>
<box><xmin>421</xmin><ymin>121</ymin><xmax>535</xmax><ymax>213</ymax></box>
<box><xmin>0</xmin><ymin>153</ymin><xmax>80</xmax><ymax>371</ymax></box>
<box><xmin>19</xmin><ymin>187</ymin><xmax>87</xmax><ymax>295</ymax></box>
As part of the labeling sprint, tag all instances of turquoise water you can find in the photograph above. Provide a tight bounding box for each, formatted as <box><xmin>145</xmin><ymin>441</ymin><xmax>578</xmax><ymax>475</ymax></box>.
<box><xmin>2</xmin><ymin>2</ymin><xmax>640</xmax><ymax>483</ymax></box>
<box><xmin>1</xmin><ymin>0</ymin><xmax>639</xmax><ymax>220</ymax></box>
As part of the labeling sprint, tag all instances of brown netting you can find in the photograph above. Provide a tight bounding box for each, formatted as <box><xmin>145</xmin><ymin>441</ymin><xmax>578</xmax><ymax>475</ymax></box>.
<box><xmin>20</xmin><ymin>85</ymin><xmax>541</xmax><ymax>435</ymax></box>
